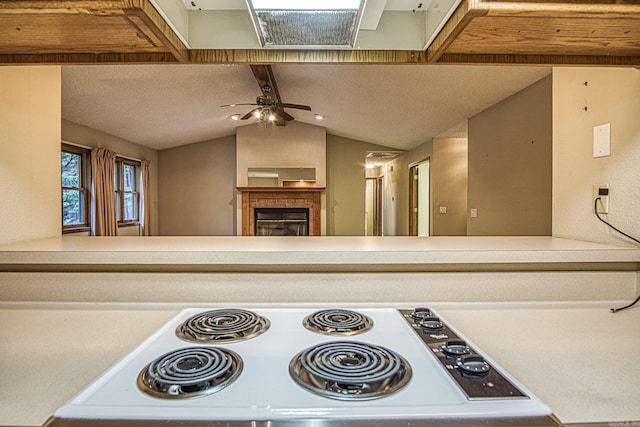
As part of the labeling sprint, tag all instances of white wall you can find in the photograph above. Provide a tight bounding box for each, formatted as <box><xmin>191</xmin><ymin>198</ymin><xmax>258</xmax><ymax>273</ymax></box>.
<box><xmin>0</xmin><ymin>67</ymin><xmax>61</xmax><ymax>244</ymax></box>
<box><xmin>553</xmin><ymin>67</ymin><xmax>640</xmax><ymax>246</ymax></box>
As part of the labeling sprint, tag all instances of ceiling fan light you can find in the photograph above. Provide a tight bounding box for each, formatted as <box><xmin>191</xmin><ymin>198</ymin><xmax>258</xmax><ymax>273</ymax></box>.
<box><xmin>254</xmin><ymin>110</ymin><xmax>263</xmax><ymax>119</ymax></box>
<box><xmin>231</xmin><ymin>114</ymin><xmax>241</xmax><ymax>121</ymax></box>
<box><xmin>268</xmin><ymin>113</ymin><xmax>276</xmax><ymax>121</ymax></box>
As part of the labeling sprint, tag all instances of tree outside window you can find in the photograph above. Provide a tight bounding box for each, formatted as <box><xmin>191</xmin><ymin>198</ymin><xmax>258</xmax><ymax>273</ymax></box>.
<box><xmin>61</xmin><ymin>144</ymin><xmax>90</xmax><ymax>233</ymax></box>
<box><xmin>115</xmin><ymin>158</ymin><xmax>140</xmax><ymax>225</ymax></box>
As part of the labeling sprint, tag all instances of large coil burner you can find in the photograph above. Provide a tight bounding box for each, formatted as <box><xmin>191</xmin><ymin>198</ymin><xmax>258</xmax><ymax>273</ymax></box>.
<box><xmin>137</xmin><ymin>346</ymin><xmax>242</xmax><ymax>399</ymax></box>
<box><xmin>176</xmin><ymin>308</ymin><xmax>270</xmax><ymax>343</ymax></box>
<box><xmin>303</xmin><ymin>309</ymin><xmax>373</xmax><ymax>336</ymax></box>
<box><xmin>289</xmin><ymin>340</ymin><xmax>412</xmax><ymax>400</ymax></box>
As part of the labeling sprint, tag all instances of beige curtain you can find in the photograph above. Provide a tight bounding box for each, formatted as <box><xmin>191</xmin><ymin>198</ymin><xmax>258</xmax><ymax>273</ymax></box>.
<box><xmin>140</xmin><ymin>159</ymin><xmax>151</xmax><ymax>236</ymax></box>
<box><xmin>90</xmin><ymin>147</ymin><xmax>117</xmax><ymax>236</ymax></box>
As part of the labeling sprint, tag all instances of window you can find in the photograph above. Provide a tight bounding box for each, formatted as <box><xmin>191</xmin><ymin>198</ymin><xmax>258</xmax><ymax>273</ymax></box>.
<box><xmin>115</xmin><ymin>158</ymin><xmax>140</xmax><ymax>225</ymax></box>
<box><xmin>61</xmin><ymin>144</ymin><xmax>90</xmax><ymax>233</ymax></box>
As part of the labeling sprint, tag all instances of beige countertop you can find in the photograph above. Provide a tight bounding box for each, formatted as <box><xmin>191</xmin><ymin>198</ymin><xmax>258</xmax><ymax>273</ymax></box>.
<box><xmin>1</xmin><ymin>236</ymin><xmax>639</xmax><ymax>272</ymax></box>
<box><xmin>1</xmin><ymin>303</ymin><xmax>638</xmax><ymax>427</ymax></box>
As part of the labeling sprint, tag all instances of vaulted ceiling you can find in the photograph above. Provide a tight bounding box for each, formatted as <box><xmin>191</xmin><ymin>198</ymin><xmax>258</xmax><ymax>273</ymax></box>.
<box><xmin>62</xmin><ymin>63</ymin><xmax>551</xmax><ymax>151</ymax></box>
<box><xmin>4</xmin><ymin>1</ymin><xmax>639</xmax><ymax>151</ymax></box>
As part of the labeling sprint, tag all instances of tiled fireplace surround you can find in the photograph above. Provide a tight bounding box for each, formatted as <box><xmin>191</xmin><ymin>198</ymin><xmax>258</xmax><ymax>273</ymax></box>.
<box><xmin>237</xmin><ymin>187</ymin><xmax>324</xmax><ymax>236</ymax></box>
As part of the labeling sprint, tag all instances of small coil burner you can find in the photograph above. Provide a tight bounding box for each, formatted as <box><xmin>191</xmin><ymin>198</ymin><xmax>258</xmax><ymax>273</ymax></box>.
<box><xmin>176</xmin><ymin>308</ymin><xmax>270</xmax><ymax>343</ymax></box>
<box><xmin>137</xmin><ymin>346</ymin><xmax>242</xmax><ymax>399</ymax></box>
<box><xmin>289</xmin><ymin>341</ymin><xmax>412</xmax><ymax>400</ymax></box>
<box><xmin>303</xmin><ymin>309</ymin><xmax>373</xmax><ymax>335</ymax></box>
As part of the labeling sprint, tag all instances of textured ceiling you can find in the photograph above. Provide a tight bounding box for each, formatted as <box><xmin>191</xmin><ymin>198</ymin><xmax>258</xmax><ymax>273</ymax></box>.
<box><xmin>62</xmin><ymin>64</ymin><xmax>551</xmax><ymax>151</ymax></box>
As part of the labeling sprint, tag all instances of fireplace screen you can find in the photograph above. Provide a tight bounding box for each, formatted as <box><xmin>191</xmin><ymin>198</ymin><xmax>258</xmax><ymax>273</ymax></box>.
<box><xmin>254</xmin><ymin>208</ymin><xmax>309</xmax><ymax>236</ymax></box>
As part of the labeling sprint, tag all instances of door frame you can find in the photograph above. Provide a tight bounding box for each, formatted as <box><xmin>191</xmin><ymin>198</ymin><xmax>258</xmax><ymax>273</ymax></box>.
<box><xmin>365</xmin><ymin>176</ymin><xmax>383</xmax><ymax>236</ymax></box>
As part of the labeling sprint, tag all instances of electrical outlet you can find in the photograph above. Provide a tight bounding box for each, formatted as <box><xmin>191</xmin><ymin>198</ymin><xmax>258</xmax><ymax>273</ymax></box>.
<box><xmin>593</xmin><ymin>184</ymin><xmax>609</xmax><ymax>214</ymax></box>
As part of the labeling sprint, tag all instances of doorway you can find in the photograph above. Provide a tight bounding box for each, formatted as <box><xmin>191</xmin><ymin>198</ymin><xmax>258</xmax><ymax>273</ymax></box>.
<box><xmin>409</xmin><ymin>159</ymin><xmax>429</xmax><ymax>237</ymax></box>
<box><xmin>365</xmin><ymin>177</ymin><xmax>383</xmax><ymax>236</ymax></box>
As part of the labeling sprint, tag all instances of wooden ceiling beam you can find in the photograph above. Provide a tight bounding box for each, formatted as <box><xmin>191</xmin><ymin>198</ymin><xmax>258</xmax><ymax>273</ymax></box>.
<box><xmin>188</xmin><ymin>49</ymin><xmax>429</xmax><ymax>64</ymax></box>
<box><xmin>0</xmin><ymin>1</ymin><xmax>639</xmax><ymax>65</ymax></box>
<box><xmin>0</xmin><ymin>0</ymin><xmax>188</xmax><ymax>62</ymax></box>
<box><xmin>0</xmin><ymin>52</ymin><xmax>179</xmax><ymax>64</ymax></box>
<box><xmin>427</xmin><ymin>0</ymin><xmax>640</xmax><ymax>64</ymax></box>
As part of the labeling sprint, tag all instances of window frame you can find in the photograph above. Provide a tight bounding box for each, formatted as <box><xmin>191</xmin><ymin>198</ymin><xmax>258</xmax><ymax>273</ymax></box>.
<box><xmin>115</xmin><ymin>157</ymin><xmax>141</xmax><ymax>227</ymax></box>
<box><xmin>61</xmin><ymin>143</ymin><xmax>91</xmax><ymax>234</ymax></box>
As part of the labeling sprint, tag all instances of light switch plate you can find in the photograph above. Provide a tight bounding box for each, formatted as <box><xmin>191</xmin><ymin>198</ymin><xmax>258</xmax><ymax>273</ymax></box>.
<box><xmin>593</xmin><ymin>123</ymin><xmax>611</xmax><ymax>158</ymax></box>
<box><xmin>470</xmin><ymin>208</ymin><xmax>478</xmax><ymax>218</ymax></box>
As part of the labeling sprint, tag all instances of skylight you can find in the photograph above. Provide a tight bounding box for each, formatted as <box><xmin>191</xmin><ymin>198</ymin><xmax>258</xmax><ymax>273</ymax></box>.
<box><xmin>249</xmin><ymin>0</ymin><xmax>361</xmax><ymax>10</ymax></box>
<box><xmin>247</xmin><ymin>0</ymin><xmax>364</xmax><ymax>48</ymax></box>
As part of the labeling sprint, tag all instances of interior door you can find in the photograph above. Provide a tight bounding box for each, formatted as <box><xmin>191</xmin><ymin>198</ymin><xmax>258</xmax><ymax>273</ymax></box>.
<box><xmin>409</xmin><ymin>159</ymin><xmax>430</xmax><ymax>237</ymax></box>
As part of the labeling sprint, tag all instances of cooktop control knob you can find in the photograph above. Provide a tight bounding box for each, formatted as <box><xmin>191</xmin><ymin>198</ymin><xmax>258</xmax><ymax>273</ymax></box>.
<box><xmin>419</xmin><ymin>316</ymin><xmax>443</xmax><ymax>332</ymax></box>
<box><xmin>410</xmin><ymin>307</ymin><xmax>432</xmax><ymax>320</ymax></box>
<box><xmin>441</xmin><ymin>340</ymin><xmax>470</xmax><ymax>357</ymax></box>
<box><xmin>457</xmin><ymin>355</ymin><xmax>490</xmax><ymax>376</ymax></box>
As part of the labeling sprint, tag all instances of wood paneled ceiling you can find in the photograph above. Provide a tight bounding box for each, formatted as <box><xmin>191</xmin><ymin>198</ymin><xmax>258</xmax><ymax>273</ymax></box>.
<box><xmin>0</xmin><ymin>0</ymin><xmax>639</xmax><ymax>65</ymax></box>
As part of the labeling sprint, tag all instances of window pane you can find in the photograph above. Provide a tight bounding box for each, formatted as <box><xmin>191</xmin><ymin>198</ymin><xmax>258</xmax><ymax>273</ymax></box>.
<box><xmin>62</xmin><ymin>189</ymin><xmax>83</xmax><ymax>225</ymax></box>
<box><xmin>123</xmin><ymin>164</ymin><xmax>136</xmax><ymax>192</ymax></box>
<box><xmin>61</xmin><ymin>152</ymin><xmax>81</xmax><ymax>188</ymax></box>
<box><xmin>115</xmin><ymin>193</ymin><xmax>121</xmax><ymax>222</ymax></box>
<box><xmin>124</xmin><ymin>193</ymin><xmax>138</xmax><ymax>221</ymax></box>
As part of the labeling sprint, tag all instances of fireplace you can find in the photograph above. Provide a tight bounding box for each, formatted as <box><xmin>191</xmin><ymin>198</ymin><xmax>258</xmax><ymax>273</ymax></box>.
<box><xmin>255</xmin><ymin>208</ymin><xmax>309</xmax><ymax>236</ymax></box>
<box><xmin>237</xmin><ymin>187</ymin><xmax>324</xmax><ymax>236</ymax></box>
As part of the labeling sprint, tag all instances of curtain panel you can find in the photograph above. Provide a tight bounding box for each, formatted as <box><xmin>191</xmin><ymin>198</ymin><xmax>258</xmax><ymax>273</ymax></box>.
<box><xmin>90</xmin><ymin>148</ymin><xmax>117</xmax><ymax>236</ymax></box>
<box><xmin>140</xmin><ymin>159</ymin><xmax>151</xmax><ymax>236</ymax></box>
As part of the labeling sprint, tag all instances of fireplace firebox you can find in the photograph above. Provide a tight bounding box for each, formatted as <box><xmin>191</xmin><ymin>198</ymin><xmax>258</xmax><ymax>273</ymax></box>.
<box><xmin>254</xmin><ymin>208</ymin><xmax>309</xmax><ymax>236</ymax></box>
<box><xmin>237</xmin><ymin>187</ymin><xmax>324</xmax><ymax>236</ymax></box>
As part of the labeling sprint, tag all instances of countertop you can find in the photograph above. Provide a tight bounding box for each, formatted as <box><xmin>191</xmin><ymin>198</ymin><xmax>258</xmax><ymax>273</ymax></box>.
<box><xmin>1</xmin><ymin>236</ymin><xmax>639</xmax><ymax>272</ymax></box>
<box><xmin>1</xmin><ymin>303</ymin><xmax>639</xmax><ymax>427</ymax></box>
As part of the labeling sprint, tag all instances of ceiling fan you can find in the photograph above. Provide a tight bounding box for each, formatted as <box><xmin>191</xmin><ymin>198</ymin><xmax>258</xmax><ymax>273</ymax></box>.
<box><xmin>221</xmin><ymin>64</ymin><xmax>311</xmax><ymax>126</ymax></box>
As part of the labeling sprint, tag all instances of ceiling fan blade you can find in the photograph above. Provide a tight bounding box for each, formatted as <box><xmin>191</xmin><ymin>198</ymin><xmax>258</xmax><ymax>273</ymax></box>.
<box><xmin>240</xmin><ymin>108</ymin><xmax>261</xmax><ymax>120</ymax></box>
<box><xmin>280</xmin><ymin>103</ymin><xmax>312</xmax><ymax>111</ymax></box>
<box><xmin>279</xmin><ymin>109</ymin><xmax>295</xmax><ymax>121</ymax></box>
<box><xmin>249</xmin><ymin>64</ymin><xmax>283</xmax><ymax>105</ymax></box>
<box><xmin>220</xmin><ymin>103</ymin><xmax>258</xmax><ymax>108</ymax></box>
<box><xmin>273</xmin><ymin>113</ymin><xmax>286</xmax><ymax>126</ymax></box>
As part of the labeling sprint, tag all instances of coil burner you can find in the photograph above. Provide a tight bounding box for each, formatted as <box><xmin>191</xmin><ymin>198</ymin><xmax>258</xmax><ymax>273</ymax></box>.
<box><xmin>137</xmin><ymin>346</ymin><xmax>242</xmax><ymax>399</ymax></box>
<box><xmin>289</xmin><ymin>341</ymin><xmax>412</xmax><ymax>400</ymax></box>
<box><xmin>176</xmin><ymin>309</ymin><xmax>270</xmax><ymax>343</ymax></box>
<box><xmin>303</xmin><ymin>309</ymin><xmax>373</xmax><ymax>336</ymax></box>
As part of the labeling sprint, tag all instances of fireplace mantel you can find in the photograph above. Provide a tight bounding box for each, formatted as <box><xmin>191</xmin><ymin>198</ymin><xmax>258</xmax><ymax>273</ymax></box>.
<box><xmin>237</xmin><ymin>187</ymin><xmax>325</xmax><ymax>236</ymax></box>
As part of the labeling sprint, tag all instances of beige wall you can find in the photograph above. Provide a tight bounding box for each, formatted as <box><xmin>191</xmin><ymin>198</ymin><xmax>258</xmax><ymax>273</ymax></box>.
<box><xmin>0</xmin><ymin>67</ymin><xmax>61</xmax><ymax>245</ymax></box>
<box><xmin>467</xmin><ymin>74</ymin><xmax>552</xmax><ymax>236</ymax></box>
<box><xmin>326</xmin><ymin>135</ymin><xmax>398</xmax><ymax>236</ymax></box>
<box><xmin>236</xmin><ymin>121</ymin><xmax>327</xmax><ymax>234</ymax></box>
<box><xmin>552</xmin><ymin>67</ymin><xmax>640</xmax><ymax>245</ymax></box>
<box><xmin>62</xmin><ymin>120</ymin><xmax>160</xmax><ymax>236</ymax></box>
<box><xmin>384</xmin><ymin>141</ymin><xmax>432</xmax><ymax>236</ymax></box>
<box><xmin>158</xmin><ymin>135</ymin><xmax>236</xmax><ymax>235</ymax></box>
<box><xmin>431</xmin><ymin>137</ymin><xmax>468</xmax><ymax>236</ymax></box>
